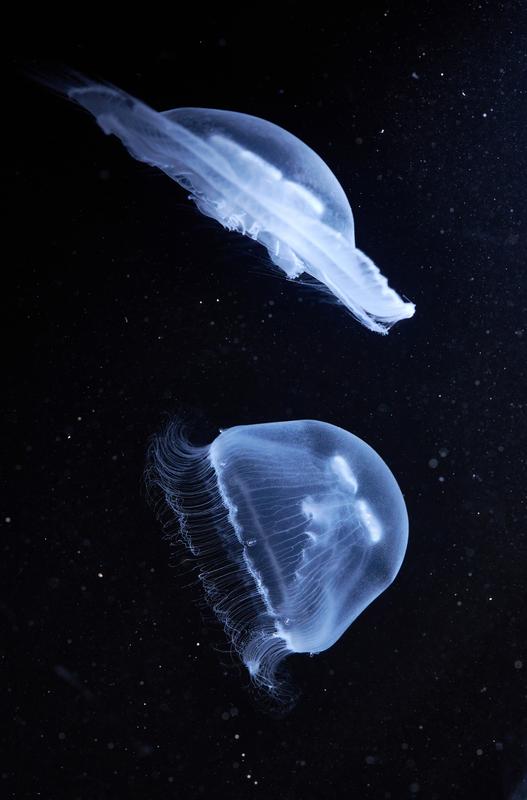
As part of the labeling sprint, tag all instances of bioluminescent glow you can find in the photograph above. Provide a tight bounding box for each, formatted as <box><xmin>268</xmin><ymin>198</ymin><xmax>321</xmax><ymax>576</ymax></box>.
<box><xmin>56</xmin><ymin>75</ymin><xmax>415</xmax><ymax>333</ymax></box>
<box><xmin>147</xmin><ymin>419</ymin><xmax>409</xmax><ymax>702</ymax></box>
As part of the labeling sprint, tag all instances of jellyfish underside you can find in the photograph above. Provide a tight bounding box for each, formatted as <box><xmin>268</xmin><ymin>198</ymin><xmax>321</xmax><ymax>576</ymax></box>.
<box><xmin>148</xmin><ymin>419</ymin><xmax>409</xmax><ymax>702</ymax></box>
<box><xmin>64</xmin><ymin>78</ymin><xmax>415</xmax><ymax>333</ymax></box>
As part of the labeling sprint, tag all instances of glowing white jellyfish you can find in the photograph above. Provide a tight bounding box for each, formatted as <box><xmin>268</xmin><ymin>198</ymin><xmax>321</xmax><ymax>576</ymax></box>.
<box><xmin>56</xmin><ymin>75</ymin><xmax>415</xmax><ymax>333</ymax></box>
<box><xmin>147</xmin><ymin>419</ymin><xmax>409</xmax><ymax>703</ymax></box>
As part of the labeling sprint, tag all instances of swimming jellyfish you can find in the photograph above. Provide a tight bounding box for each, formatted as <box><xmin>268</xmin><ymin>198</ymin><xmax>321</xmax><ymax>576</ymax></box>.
<box><xmin>147</xmin><ymin>419</ymin><xmax>409</xmax><ymax>701</ymax></box>
<box><xmin>54</xmin><ymin>75</ymin><xmax>415</xmax><ymax>333</ymax></box>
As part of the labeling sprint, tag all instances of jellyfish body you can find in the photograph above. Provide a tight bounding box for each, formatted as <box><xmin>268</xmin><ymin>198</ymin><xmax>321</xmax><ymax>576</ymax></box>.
<box><xmin>60</xmin><ymin>77</ymin><xmax>415</xmax><ymax>333</ymax></box>
<box><xmin>148</xmin><ymin>419</ymin><xmax>409</xmax><ymax>700</ymax></box>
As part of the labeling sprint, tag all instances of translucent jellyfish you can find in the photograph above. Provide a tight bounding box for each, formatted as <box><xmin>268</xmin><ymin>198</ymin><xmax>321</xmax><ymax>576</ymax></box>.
<box><xmin>55</xmin><ymin>75</ymin><xmax>415</xmax><ymax>333</ymax></box>
<box><xmin>147</xmin><ymin>419</ymin><xmax>409</xmax><ymax>702</ymax></box>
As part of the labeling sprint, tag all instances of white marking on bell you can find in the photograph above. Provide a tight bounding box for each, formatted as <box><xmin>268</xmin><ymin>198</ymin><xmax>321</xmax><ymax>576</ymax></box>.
<box><xmin>331</xmin><ymin>454</ymin><xmax>358</xmax><ymax>493</ymax></box>
<box><xmin>356</xmin><ymin>498</ymin><xmax>382</xmax><ymax>543</ymax></box>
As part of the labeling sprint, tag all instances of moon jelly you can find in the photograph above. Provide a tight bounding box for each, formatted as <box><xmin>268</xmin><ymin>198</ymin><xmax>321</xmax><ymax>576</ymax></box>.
<box><xmin>147</xmin><ymin>419</ymin><xmax>409</xmax><ymax>701</ymax></box>
<box><xmin>58</xmin><ymin>76</ymin><xmax>415</xmax><ymax>333</ymax></box>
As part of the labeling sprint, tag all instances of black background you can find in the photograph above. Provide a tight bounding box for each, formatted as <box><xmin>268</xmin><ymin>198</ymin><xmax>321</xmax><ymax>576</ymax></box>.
<box><xmin>5</xmin><ymin>3</ymin><xmax>527</xmax><ymax>798</ymax></box>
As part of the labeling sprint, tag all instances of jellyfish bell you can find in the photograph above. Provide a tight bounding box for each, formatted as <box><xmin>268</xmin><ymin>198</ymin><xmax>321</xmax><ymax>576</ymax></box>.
<box><xmin>57</xmin><ymin>76</ymin><xmax>415</xmax><ymax>333</ymax></box>
<box><xmin>147</xmin><ymin>419</ymin><xmax>409</xmax><ymax>703</ymax></box>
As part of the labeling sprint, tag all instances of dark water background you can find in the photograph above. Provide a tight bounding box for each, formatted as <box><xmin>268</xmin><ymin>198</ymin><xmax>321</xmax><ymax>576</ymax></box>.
<box><xmin>4</xmin><ymin>3</ymin><xmax>527</xmax><ymax>798</ymax></box>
